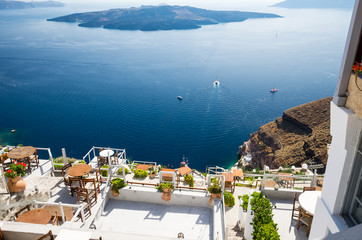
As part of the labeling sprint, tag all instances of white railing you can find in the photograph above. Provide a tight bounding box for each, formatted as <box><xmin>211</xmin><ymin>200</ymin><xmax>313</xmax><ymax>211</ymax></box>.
<box><xmin>207</xmin><ymin>166</ymin><xmax>226</xmax><ymax>175</ymax></box>
<box><xmin>132</xmin><ymin>160</ymin><xmax>157</xmax><ymax>167</ymax></box>
<box><xmin>82</xmin><ymin>146</ymin><xmax>127</xmax><ymax>164</ymax></box>
<box><xmin>221</xmin><ymin>194</ymin><xmax>226</xmax><ymax>240</ymax></box>
<box><xmin>34</xmin><ymin>201</ymin><xmax>84</xmax><ymax>226</ymax></box>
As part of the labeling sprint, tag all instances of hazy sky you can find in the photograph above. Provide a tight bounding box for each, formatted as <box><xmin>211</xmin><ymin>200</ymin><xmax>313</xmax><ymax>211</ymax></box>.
<box><xmin>45</xmin><ymin>0</ymin><xmax>284</xmax><ymax>11</ymax></box>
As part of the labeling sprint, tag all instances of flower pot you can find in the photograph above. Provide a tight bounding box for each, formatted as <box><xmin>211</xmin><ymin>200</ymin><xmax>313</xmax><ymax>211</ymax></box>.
<box><xmin>162</xmin><ymin>188</ymin><xmax>172</xmax><ymax>193</ymax></box>
<box><xmin>161</xmin><ymin>192</ymin><xmax>171</xmax><ymax>201</ymax></box>
<box><xmin>7</xmin><ymin>176</ymin><xmax>26</xmax><ymax>193</ymax></box>
<box><xmin>111</xmin><ymin>189</ymin><xmax>120</xmax><ymax>197</ymax></box>
<box><xmin>150</xmin><ymin>173</ymin><xmax>156</xmax><ymax>179</ymax></box>
<box><xmin>211</xmin><ymin>193</ymin><xmax>221</xmax><ymax>199</ymax></box>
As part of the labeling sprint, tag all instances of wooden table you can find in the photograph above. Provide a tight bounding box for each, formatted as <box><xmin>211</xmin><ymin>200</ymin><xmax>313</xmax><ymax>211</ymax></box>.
<box><xmin>161</xmin><ymin>168</ymin><xmax>175</xmax><ymax>181</ymax></box>
<box><xmin>7</xmin><ymin>146</ymin><xmax>35</xmax><ymax>159</ymax></box>
<box><xmin>222</xmin><ymin>172</ymin><xmax>235</xmax><ymax>193</ymax></box>
<box><xmin>136</xmin><ymin>164</ymin><xmax>152</xmax><ymax>171</ymax></box>
<box><xmin>43</xmin><ymin>205</ymin><xmax>74</xmax><ymax>221</ymax></box>
<box><xmin>232</xmin><ymin>169</ymin><xmax>243</xmax><ymax>179</ymax></box>
<box><xmin>299</xmin><ymin>191</ymin><xmax>321</xmax><ymax>215</ymax></box>
<box><xmin>177</xmin><ymin>166</ymin><xmax>192</xmax><ymax>176</ymax></box>
<box><xmin>68</xmin><ymin>164</ymin><xmax>92</xmax><ymax>188</ymax></box>
<box><xmin>17</xmin><ymin>209</ymin><xmax>51</xmax><ymax>224</ymax></box>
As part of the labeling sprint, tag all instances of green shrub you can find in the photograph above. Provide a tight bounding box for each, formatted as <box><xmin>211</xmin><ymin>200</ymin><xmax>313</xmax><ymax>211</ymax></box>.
<box><xmin>111</xmin><ymin>177</ymin><xmax>126</xmax><ymax>194</ymax></box>
<box><xmin>184</xmin><ymin>174</ymin><xmax>194</xmax><ymax>187</ymax></box>
<box><xmin>250</xmin><ymin>192</ymin><xmax>280</xmax><ymax>240</ymax></box>
<box><xmin>76</xmin><ymin>160</ymin><xmax>86</xmax><ymax>164</ymax></box>
<box><xmin>54</xmin><ymin>164</ymin><xmax>64</xmax><ymax>170</ymax></box>
<box><xmin>117</xmin><ymin>167</ymin><xmax>130</xmax><ymax>175</ymax></box>
<box><xmin>208</xmin><ymin>178</ymin><xmax>221</xmax><ymax>194</ymax></box>
<box><xmin>53</xmin><ymin>156</ymin><xmax>76</xmax><ymax>164</ymax></box>
<box><xmin>134</xmin><ymin>169</ymin><xmax>148</xmax><ymax>178</ymax></box>
<box><xmin>101</xmin><ymin>165</ymin><xmax>110</xmax><ymax>177</ymax></box>
<box><xmin>241</xmin><ymin>194</ymin><xmax>249</xmax><ymax>211</ymax></box>
<box><xmin>224</xmin><ymin>191</ymin><xmax>235</xmax><ymax>207</ymax></box>
<box><xmin>157</xmin><ymin>182</ymin><xmax>174</xmax><ymax>192</ymax></box>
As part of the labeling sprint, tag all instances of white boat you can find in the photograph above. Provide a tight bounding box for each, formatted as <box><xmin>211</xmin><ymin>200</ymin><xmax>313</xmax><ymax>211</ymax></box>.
<box><xmin>177</xmin><ymin>96</ymin><xmax>183</xmax><ymax>100</ymax></box>
<box><xmin>214</xmin><ymin>80</ymin><xmax>219</xmax><ymax>85</ymax></box>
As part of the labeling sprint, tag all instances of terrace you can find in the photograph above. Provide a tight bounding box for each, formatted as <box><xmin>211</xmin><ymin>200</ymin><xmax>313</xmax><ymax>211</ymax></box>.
<box><xmin>0</xmin><ymin>145</ymin><xmax>323</xmax><ymax>240</ymax></box>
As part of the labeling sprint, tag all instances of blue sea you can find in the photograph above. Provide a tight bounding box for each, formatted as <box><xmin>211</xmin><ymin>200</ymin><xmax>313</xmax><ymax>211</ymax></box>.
<box><xmin>0</xmin><ymin>1</ymin><xmax>352</xmax><ymax>171</ymax></box>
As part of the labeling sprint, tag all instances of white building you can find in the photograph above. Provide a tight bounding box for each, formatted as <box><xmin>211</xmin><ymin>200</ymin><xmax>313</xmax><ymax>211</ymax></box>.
<box><xmin>309</xmin><ymin>0</ymin><xmax>362</xmax><ymax>238</ymax></box>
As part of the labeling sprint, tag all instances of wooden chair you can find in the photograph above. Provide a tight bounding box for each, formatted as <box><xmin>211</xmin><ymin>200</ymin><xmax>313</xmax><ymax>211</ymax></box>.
<box><xmin>15</xmin><ymin>204</ymin><xmax>31</xmax><ymax>218</ymax></box>
<box><xmin>37</xmin><ymin>230</ymin><xmax>54</xmax><ymax>240</ymax></box>
<box><xmin>29</xmin><ymin>148</ymin><xmax>39</xmax><ymax>170</ymax></box>
<box><xmin>69</xmin><ymin>177</ymin><xmax>81</xmax><ymax>196</ymax></box>
<box><xmin>0</xmin><ymin>227</ymin><xmax>4</xmax><ymax>240</ymax></box>
<box><xmin>303</xmin><ymin>186</ymin><xmax>316</xmax><ymax>192</ymax></box>
<box><xmin>291</xmin><ymin>192</ymin><xmax>300</xmax><ymax>220</ymax></box>
<box><xmin>111</xmin><ymin>151</ymin><xmax>119</xmax><ymax>165</ymax></box>
<box><xmin>61</xmin><ymin>163</ymin><xmax>72</xmax><ymax>186</ymax></box>
<box><xmin>76</xmin><ymin>188</ymin><xmax>92</xmax><ymax>216</ymax></box>
<box><xmin>297</xmin><ymin>208</ymin><xmax>313</xmax><ymax>237</ymax></box>
<box><xmin>52</xmin><ymin>211</ymin><xmax>59</xmax><ymax>226</ymax></box>
<box><xmin>83</xmin><ymin>178</ymin><xmax>100</xmax><ymax>202</ymax></box>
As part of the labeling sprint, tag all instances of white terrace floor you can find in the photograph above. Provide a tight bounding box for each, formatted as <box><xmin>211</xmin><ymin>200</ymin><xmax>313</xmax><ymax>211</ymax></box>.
<box><xmin>98</xmin><ymin>199</ymin><xmax>212</xmax><ymax>240</ymax></box>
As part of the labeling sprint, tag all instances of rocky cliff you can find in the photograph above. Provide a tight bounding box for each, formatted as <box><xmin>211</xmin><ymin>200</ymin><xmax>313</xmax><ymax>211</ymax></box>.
<box><xmin>238</xmin><ymin>97</ymin><xmax>332</xmax><ymax>173</ymax></box>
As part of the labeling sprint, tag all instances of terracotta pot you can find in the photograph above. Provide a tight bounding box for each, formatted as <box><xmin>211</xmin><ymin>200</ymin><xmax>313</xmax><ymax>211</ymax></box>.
<box><xmin>150</xmin><ymin>174</ymin><xmax>156</xmax><ymax>179</ymax></box>
<box><xmin>162</xmin><ymin>188</ymin><xmax>172</xmax><ymax>193</ymax></box>
<box><xmin>161</xmin><ymin>192</ymin><xmax>171</xmax><ymax>201</ymax></box>
<box><xmin>111</xmin><ymin>189</ymin><xmax>120</xmax><ymax>197</ymax></box>
<box><xmin>7</xmin><ymin>176</ymin><xmax>26</xmax><ymax>193</ymax></box>
<box><xmin>211</xmin><ymin>193</ymin><xmax>221</xmax><ymax>199</ymax></box>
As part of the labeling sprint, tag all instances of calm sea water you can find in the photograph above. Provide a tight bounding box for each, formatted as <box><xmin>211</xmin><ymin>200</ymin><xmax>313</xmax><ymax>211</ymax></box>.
<box><xmin>0</xmin><ymin>2</ymin><xmax>352</xmax><ymax>171</ymax></box>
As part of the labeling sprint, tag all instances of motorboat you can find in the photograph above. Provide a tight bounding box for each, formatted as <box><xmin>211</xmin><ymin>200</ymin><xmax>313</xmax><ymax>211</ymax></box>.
<box><xmin>214</xmin><ymin>80</ymin><xmax>219</xmax><ymax>85</ymax></box>
<box><xmin>270</xmin><ymin>88</ymin><xmax>278</xmax><ymax>93</ymax></box>
<box><xmin>177</xmin><ymin>96</ymin><xmax>183</xmax><ymax>100</ymax></box>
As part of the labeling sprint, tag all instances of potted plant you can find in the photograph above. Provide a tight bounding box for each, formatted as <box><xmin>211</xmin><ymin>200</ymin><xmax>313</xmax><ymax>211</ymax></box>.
<box><xmin>150</xmin><ymin>169</ymin><xmax>157</xmax><ymax>179</ymax></box>
<box><xmin>101</xmin><ymin>165</ymin><xmax>110</xmax><ymax>177</ymax></box>
<box><xmin>134</xmin><ymin>169</ymin><xmax>148</xmax><ymax>178</ymax></box>
<box><xmin>208</xmin><ymin>178</ymin><xmax>222</xmax><ymax>199</ymax></box>
<box><xmin>184</xmin><ymin>174</ymin><xmax>194</xmax><ymax>187</ymax></box>
<box><xmin>110</xmin><ymin>177</ymin><xmax>127</xmax><ymax>197</ymax></box>
<box><xmin>157</xmin><ymin>182</ymin><xmax>174</xmax><ymax>201</ymax></box>
<box><xmin>5</xmin><ymin>162</ymin><xmax>27</xmax><ymax>192</ymax></box>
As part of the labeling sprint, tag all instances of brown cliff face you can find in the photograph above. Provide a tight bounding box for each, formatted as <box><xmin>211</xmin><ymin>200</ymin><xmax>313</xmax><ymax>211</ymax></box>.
<box><xmin>239</xmin><ymin>97</ymin><xmax>332</xmax><ymax>173</ymax></box>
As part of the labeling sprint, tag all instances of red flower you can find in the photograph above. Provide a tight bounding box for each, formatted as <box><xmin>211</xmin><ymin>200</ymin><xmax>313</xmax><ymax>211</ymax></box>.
<box><xmin>22</xmin><ymin>163</ymin><xmax>26</xmax><ymax>167</ymax></box>
<box><xmin>352</xmin><ymin>62</ymin><xmax>362</xmax><ymax>72</ymax></box>
<box><xmin>13</xmin><ymin>160</ymin><xmax>16</xmax><ymax>163</ymax></box>
<box><xmin>7</xmin><ymin>169</ymin><xmax>12</xmax><ymax>174</ymax></box>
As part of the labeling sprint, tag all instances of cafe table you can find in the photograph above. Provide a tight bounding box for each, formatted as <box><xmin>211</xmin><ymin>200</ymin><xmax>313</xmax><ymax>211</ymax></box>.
<box><xmin>16</xmin><ymin>209</ymin><xmax>52</xmax><ymax>225</ymax></box>
<box><xmin>68</xmin><ymin>164</ymin><xmax>92</xmax><ymax>188</ymax></box>
<box><xmin>43</xmin><ymin>205</ymin><xmax>74</xmax><ymax>222</ymax></box>
<box><xmin>99</xmin><ymin>149</ymin><xmax>114</xmax><ymax>165</ymax></box>
<box><xmin>299</xmin><ymin>190</ymin><xmax>322</xmax><ymax>215</ymax></box>
<box><xmin>7</xmin><ymin>146</ymin><xmax>35</xmax><ymax>171</ymax></box>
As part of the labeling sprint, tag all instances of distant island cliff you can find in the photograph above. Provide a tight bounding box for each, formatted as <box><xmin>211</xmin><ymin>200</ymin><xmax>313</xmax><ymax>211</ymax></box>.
<box><xmin>238</xmin><ymin>97</ymin><xmax>332</xmax><ymax>173</ymax></box>
<box><xmin>47</xmin><ymin>5</ymin><xmax>282</xmax><ymax>31</ymax></box>
<box><xmin>0</xmin><ymin>0</ymin><xmax>64</xmax><ymax>9</ymax></box>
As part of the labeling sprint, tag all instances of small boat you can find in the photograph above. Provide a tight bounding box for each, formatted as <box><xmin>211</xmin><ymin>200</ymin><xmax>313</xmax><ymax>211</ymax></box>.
<box><xmin>270</xmin><ymin>88</ymin><xmax>278</xmax><ymax>93</ymax></box>
<box><xmin>177</xmin><ymin>96</ymin><xmax>183</xmax><ymax>100</ymax></box>
<box><xmin>11</xmin><ymin>129</ymin><xmax>16</xmax><ymax>133</ymax></box>
<box><xmin>214</xmin><ymin>80</ymin><xmax>219</xmax><ymax>85</ymax></box>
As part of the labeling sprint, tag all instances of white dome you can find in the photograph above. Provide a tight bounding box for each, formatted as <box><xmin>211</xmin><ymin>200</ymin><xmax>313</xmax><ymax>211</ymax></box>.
<box><xmin>291</xmin><ymin>165</ymin><xmax>296</xmax><ymax>170</ymax></box>
<box><xmin>302</xmin><ymin>163</ymin><xmax>308</xmax><ymax>169</ymax></box>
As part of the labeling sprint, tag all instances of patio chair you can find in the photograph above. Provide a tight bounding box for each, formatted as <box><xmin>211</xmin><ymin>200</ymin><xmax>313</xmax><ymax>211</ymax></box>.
<box><xmin>37</xmin><ymin>230</ymin><xmax>54</xmax><ymax>240</ymax></box>
<box><xmin>69</xmin><ymin>177</ymin><xmax>81</xmax><ymax>196</ymax></box>
<box><xmin>297</xmin><ymin>208</ymin><xmax>313</xmax><ymax>237</ymax></box>
<box><xmin>15</xmin><ymin>204</ymin><xmax>31</xmax><ymax>218</ymax></box>
<box><xmin>111</xmin><ymin>151</ymin><xmax>119</xmax><ymax>165</ymax></box>
<box><xmin>52</xmin><ymin>211</ymin><xmax>59</xmax><ymax>226</ymax></box>
<box><xmin>291</xmin><ymin>192</ymin><xmax>300</xmax><ymax>220</ymax></box>
<box><xmin>89</xmin><ymin>168</ymin><xmax>102</xmax><ymax>185</ymax></box>
<box><xmin>61</xmin><ymin>163</ymin><xmax>72</xmax><ymax>186</ymax></box>
<box><xmin>83</xmin><ymin>178</ymin><xmax>100</xmax><ymax>202</ymax></box>
<box><xmin>76</xmin><ymin>188</ymin><xmax>92</xmax><ymax>217</ymax></box>
<box><xmin>29</xmin><ymin>148</ymin><xmax>39</xmax><ymax>170</ymax></box>
<box><xmin>303</xmin><ymin>186</ymin><xmax>316</xmax><ymax>192</ymax></box>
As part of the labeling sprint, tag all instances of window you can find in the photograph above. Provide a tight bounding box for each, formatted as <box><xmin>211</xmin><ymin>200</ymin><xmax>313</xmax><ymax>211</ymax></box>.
<box><xmin>344</xmin><ymin>133</ymin><xmax>362</xmax><ymax>226</ymax></box>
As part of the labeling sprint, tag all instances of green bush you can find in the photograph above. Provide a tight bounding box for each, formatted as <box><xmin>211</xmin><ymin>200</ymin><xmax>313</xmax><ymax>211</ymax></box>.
<box><xmin>224</xmin><ymin>191</ymin><xmax>235</xmax><ymax>207</ymax></box>
<box><xmin>184</xmin><ymin>174</ymin><xmax>194</xmax><ymax>187</ymax></box>
<box><xmin>241</xmin><ymin>194</ymin><xmax>249</xmax><ymax>211</ymax></box>
<box><xmin>111</xmin><ymin>177</ymin><xmax>127</xmax><ymax>194</ymax></box>
<box><xmin>101</xmin><ymin>165</ymin><xmax>110</xmax><ymax>177</ymax></box>
<box><xmin>250</xmin><ymin>192</ymin><xmax>280</xmax><ymax>240</ymax></box>
<box><xmin>134</xmin><ymin>169</ymin><xmax>148</xmax><ymax>178</ymax></box>
<box><xmin>53</xmin><ymin>156</ymin><xmax>76</xmax><ymax>164</ymax></box>
<box><xmin>117</xmin><ymin>167</ymin><xmax>130</xmax><ymax>175</ymax></box>
<box><xmin>54</xmin><ymin>164</ymin><xmax>64</xmax><ymax>170</ymax></box>
<box><xmin>208</xmin><ymin>178</ymin><xmax>221</xmax><ymax>194</ymax></box>
<box><xmin>157</xmin><ymin>182</ymin><xmax>174</xmax><ymax>192</ymax></box>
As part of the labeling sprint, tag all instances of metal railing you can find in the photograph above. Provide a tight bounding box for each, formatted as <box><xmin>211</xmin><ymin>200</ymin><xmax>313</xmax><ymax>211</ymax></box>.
<box><xmin>83</xmin><ymin>146</ymin><xmax>127</xmax><ymax>165</ymax></box>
